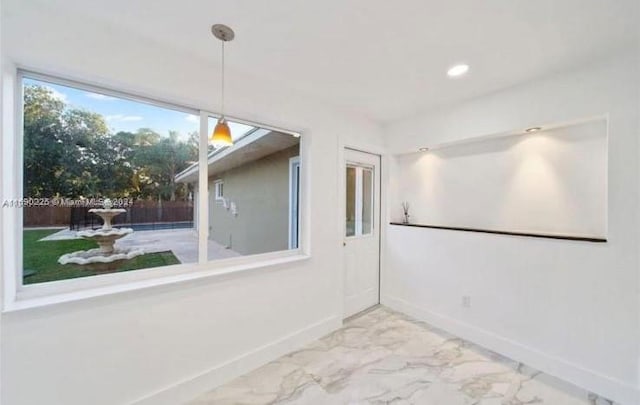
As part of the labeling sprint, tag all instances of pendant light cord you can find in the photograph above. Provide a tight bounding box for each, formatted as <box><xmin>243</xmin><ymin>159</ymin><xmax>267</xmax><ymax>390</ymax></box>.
<box><xmin>221</xmin><ymin>40</ymin><xmax>225</xmax><ymax>120</ymax></box>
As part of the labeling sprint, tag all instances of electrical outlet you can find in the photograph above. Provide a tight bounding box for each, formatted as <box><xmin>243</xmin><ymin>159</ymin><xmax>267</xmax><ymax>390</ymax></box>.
<box><xmin>462</xmin><ymin>295</ymin><xmax>471</xmax><ymax>308</ymax></box>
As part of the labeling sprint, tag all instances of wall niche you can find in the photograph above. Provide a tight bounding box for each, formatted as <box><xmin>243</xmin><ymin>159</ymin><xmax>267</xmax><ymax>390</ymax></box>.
<box><xmin>393</xmin><ymin>118</ymin><xmax>607</xmax><ymax>240</ymax></box>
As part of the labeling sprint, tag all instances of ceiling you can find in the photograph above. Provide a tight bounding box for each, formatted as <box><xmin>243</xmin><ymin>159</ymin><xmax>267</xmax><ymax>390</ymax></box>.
<box><xmin>7</xmin><ymin>0</ymin><xmax>639</xmax><ymax>123</ymax></box>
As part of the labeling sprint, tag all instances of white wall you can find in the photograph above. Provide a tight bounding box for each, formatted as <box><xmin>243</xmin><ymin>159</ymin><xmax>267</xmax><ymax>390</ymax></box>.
<box><xmin>0</xmin><ymin>3</ymin><xmax>384</xmax><ymax>405</ymax></box>
<box><xmin>394</xmin><ymin>119</ymin><xmax>608</xmax><ymax>237</ymax></box>
<box><xmin>0</xmin><ymin>2</ymin><xmax>4</xmax><ymax>401</ymax></box>
<box><xmin>383</xmin><ymin>54</ymin><xmax>640</xmax><ymax>404</ymax></box>
<box><xmin>3</xmin><ymin>2</ymin><xmax>638</xmax><ymax>404</ymax></box>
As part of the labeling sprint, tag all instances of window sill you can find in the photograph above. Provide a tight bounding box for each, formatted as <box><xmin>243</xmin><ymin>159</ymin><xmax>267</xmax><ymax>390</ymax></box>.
<box><xmin>5</xmin><ymin>252</ymin><xmax>310</xmax><ymax>313</ymax></box>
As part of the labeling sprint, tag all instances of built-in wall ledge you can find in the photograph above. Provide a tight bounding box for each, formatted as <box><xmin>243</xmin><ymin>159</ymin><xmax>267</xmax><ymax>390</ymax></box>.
<box><xmin>389</xmin><ymin>222</ymin><xmax>607</xmax><ymax>243</ymax></box>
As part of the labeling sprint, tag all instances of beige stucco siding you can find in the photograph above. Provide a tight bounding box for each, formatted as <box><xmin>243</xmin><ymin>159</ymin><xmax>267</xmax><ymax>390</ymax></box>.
<box><xmin>208</xmin><ymin>145</ymin><xmax>299</xmax><ymax>255</ymax></box>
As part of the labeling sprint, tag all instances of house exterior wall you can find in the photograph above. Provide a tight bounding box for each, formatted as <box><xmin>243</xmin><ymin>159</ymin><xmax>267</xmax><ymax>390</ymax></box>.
<box><xmin>208</xmin><ymin>145</ymin><xmax>299</xmax><ymax>255</ymax></box>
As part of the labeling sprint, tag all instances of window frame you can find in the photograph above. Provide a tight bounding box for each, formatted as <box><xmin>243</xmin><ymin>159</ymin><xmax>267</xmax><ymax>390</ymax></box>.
<box><xmin>214</xmin><ymin>180</ymin><xmax>224</xmax><ymax>201</ymax></box>
<box><xmin>288</xmin><ymin>156</ymin><xmax>301</xmax><ymax>249</ymax></box>
<box><xmin>2</xmin><ymin>68</ymin><xmax>308</xmax><ymax>311</ymax></box>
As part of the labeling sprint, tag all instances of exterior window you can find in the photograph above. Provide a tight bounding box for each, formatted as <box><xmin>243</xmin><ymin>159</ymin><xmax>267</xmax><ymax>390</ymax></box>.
<box><xmin>9</xmin><ymin>70</ymin><xmax>304</xmax><ymax>297</ymax></box>
<box><xmin>214</xmin><ymin>180</ymin><xmax>224</xmax><ymax>201</ymax></box>
<box><xmin>19</xmin><ymin>73</ymin><xmax>200</xmax><ymax>284</ymax></box>
<box><xmin>175</xmin><ymin>117</ymin><xmax>301</xmax><ymax>260</ymax></box>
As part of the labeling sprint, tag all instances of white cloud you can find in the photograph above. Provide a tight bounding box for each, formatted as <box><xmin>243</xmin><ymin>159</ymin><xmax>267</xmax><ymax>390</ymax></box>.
<box><xmin>121</xmin><ymin>116</ymin><xmax>143</xmax><ymax>122</ymax></box>
<box><xmin>185</xmin><ymin>114</ymin><xmax>199</xmax><ymax>123</ymax></box>
<box><xmin>86</xmin><ymin>92</ymin><xmax>115</xmax><ymax>101</ymax></box>
<box><xmin>106</xmin><ymin>114</ymin><xmax>144</xmax><ymax>122</ymax></box>
<box><xmin>45</xmin><ymin>86</ymin><xmax>68</xmax><ymax>103</ymax></box>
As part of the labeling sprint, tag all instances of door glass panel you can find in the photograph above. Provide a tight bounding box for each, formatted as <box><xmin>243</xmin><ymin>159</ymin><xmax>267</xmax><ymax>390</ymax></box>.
<box><xmin>346</xmin><ymin>166</ymin><xmax>356</xmax><ymax>237</ymax></box>
<box><xmin>362</xmin><ymin>168</ymin><xmax>373</xmax><ymax>235</ymax></box>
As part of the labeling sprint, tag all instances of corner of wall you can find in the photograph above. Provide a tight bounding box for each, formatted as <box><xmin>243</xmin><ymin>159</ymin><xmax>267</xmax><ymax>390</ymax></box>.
<box><xmin>130</xmin><ymin>314</ymin><xmax>342</xmax><ymax>405</ymax></box>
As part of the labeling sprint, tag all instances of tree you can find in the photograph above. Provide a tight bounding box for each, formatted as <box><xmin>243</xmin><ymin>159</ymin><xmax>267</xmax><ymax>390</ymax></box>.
<box><xmin>133</xmin><ymin>130</ymin><xmax>197</xmax><ymax>201</ymax></box>
<box><xmin>23</xmin><ymin>84</ymin><xmax>198</xmax><ymax>201</ymax></box>
<box><xmin>23</xmin><ymin>85</ymin><xmax>66</xmax><ymax>197</ymax></box>
<box><xmin>23</xmin><ymin>85</ymin><xmax>109</xmax><ymax>198</ymax></box>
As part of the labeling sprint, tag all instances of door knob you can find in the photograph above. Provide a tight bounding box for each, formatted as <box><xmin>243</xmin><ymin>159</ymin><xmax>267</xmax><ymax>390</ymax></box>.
<box><xmin>343</xmin><ymin>241</ymin><xmax>346</xmax><ymax>246</ymax></box>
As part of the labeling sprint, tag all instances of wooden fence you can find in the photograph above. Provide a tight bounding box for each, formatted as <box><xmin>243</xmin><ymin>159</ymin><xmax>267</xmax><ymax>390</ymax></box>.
<box><xmin>23</xmin><ymin>206</ymin><xmax>71</xmax><ymax>227</ymax></box>
<box><xmin>24</xmin><ymin>201</ymin><xmax>194</xmax><ymax>229</ymax></box>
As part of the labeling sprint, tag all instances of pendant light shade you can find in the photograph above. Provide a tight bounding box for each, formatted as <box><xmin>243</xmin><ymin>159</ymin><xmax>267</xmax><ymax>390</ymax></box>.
<box><xmin>211</xmin><ymin>117</ymin><xmax>233</xmax><ymax>147</ymax></box>
<box><xmin>210</xmin><ymin>24</ymin><xmax>235</xmax><ymax>148</ymax></box>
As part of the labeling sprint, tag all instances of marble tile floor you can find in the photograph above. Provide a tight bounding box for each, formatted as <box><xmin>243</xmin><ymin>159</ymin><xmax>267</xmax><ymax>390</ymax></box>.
<box><xmin>188</xmin><ymin>306</ymin><xmax>615</xmax><ymax>405</ymax></box>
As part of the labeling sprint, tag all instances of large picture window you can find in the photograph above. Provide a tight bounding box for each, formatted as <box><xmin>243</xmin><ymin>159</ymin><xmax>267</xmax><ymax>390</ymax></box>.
<box><xmin>175</xmin><ymin>116</ymin><xmax>301</xmax><ymax>261</ymax></box>
<box><xmin>15</xmin><ymin>72</ymin><xmax>302</xmax><ymax>289</ymax></box>
<box><xmin>20</xmin><ymin>74</ymin><xmax>200</xmax><ymax>284</ymax></box>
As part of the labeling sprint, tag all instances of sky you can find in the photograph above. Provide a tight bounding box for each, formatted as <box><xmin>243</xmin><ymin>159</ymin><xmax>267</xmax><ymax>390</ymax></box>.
<box><xmin>24</xmin><ymin>77</ymin><xmax>254</xmax><ymax>142</ymax></box>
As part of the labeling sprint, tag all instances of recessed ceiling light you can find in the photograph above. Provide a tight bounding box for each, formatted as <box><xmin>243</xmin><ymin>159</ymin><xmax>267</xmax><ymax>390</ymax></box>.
<box><xmin>419</xmin><ymin>147</ymin><xmax>429</xmax><ymax>152</ymax></box>
<box><xmin>447</xmin><ymin>64</ymin><xmax>469</xmax><ymax>78</ymax></box>
<box><xmin>525</xmin><ymin>127</ymin><xmax>542</xmax><ymax>133</ymax></box>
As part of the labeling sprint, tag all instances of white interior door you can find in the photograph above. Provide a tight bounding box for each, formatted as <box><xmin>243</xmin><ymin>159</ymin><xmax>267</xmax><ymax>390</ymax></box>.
<box><xmin>343</xmin><ymin>149</ymin><xmax>380</xmax><ymax>318</ymax></box>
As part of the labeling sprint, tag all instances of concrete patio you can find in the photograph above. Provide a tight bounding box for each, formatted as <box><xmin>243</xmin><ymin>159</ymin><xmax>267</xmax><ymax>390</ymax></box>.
<box><xmin>40</xmin><ymin>227</ymin><xmax>241</xmax><ymax>264</ymax></box>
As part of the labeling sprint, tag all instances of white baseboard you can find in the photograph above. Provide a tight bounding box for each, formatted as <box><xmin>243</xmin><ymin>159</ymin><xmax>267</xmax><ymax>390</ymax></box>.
<box><xmin>130</xmin><ymin>315</ymin><xmax>342</xmax><ymax>405</ymax></box>
<box><xmin>382</xmin><ymin>294</ymin><xmax>639</xmax><ymax>405</ymax></box>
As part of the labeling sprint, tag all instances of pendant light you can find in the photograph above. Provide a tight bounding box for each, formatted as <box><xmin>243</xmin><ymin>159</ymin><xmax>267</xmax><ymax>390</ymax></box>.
<box><xmin>210</xmin><ymin>24</ymin><xmax>235</xmax><ymax>147</ymax></box>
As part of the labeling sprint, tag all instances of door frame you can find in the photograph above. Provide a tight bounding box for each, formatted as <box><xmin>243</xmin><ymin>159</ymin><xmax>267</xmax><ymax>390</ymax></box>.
<box><xmin>339</xmin><ymin>145</ymin><xmax>385</xmax><ymax>320</ymax></box>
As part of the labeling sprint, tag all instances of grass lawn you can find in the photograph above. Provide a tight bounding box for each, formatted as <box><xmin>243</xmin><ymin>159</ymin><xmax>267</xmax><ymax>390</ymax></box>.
<box><xmin>23</xmin><ymin>229</ymin><xmax>180</xmax><ymax>284</ymax></box>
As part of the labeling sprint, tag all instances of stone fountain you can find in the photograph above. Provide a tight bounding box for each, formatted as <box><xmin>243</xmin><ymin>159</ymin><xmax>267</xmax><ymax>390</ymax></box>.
<box><xmin>58</xmin><ymin>199</ymin><xmax>144</xmax><ymax>271</ymax></box>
